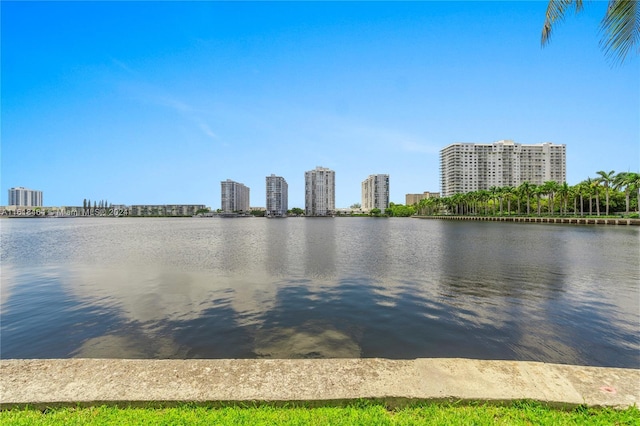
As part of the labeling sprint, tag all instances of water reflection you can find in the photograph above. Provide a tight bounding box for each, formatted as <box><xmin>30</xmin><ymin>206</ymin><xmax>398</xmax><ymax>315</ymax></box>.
<box><xmin>0</xmin><ymin>218</ymin><xmax>638</xmax><ymax>367</ymax></box>
<box><xmin>254</xmin><ymin>321</ymin><xmax>361</xmax><ymax>358</ymax></box>
<box><xmin>303</xmin><ymin>219</ymin><xmax>336</xmax><ymax>279</ymax></box>
<box><xmin>73</xmin><ymin>333</ymin><xmax>186</xmax><ymax>359</ymax></box>
<box><xmin>265</xmin><ymin>220</ymin><xmax>291</xmax><ymax>277</ymax></box>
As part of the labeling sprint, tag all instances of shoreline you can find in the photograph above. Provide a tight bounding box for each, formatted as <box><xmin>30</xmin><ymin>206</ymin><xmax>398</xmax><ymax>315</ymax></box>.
<box><xmin>414</xmin><ymin>215</ymin><xmax>640</xmax><ymax>226</ymax></box>
<box><xmin>1</xmin><ymin>358</ymin><xmax>638</xmax><ymax>409</ymax></box>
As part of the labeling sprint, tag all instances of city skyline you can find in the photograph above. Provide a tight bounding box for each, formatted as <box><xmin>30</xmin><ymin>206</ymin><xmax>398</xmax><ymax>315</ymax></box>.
<box><xmin>2</xmin><ymin>2</ymin><xmax>638</xmax><ymax>208</ymax></box>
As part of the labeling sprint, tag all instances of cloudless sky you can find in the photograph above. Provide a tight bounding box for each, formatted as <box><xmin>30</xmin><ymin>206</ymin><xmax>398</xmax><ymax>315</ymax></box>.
<box><xmin>2</xmin><ymin>1</ymin><xmax>638</xmax><ymax>208</ymax></box>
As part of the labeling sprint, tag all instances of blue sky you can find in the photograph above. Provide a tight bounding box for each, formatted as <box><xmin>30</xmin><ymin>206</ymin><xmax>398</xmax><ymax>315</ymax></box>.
<box><xmin>2</xmin><ymin>1</ymin><xmax>638</xmax><ymax>208</ymax></box>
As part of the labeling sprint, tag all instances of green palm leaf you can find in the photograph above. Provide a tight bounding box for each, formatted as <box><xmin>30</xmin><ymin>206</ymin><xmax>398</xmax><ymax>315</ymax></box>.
<box><xmin>541</xmin><ymin>0</ymin><xmax>639</xmax><ymax>64</ymax></box>
<box><xmin>600</xmin><ymin>0</ymin><xmax>640</xmax><ymax>64</ymax></box>
<box><xmin>541</xmin><ymin>0</ymin><xmax>584</xmax><ymax>46</ymax></box>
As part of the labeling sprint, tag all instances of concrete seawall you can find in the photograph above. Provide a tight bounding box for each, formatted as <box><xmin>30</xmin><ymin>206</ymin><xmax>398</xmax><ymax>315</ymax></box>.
<box><xmin>1</xmin><ymin>358</ymin><xmax>638</xmax><ymax>409</ymax></box>
<box><xmin>415</xmin><ymin>215</ymin><xmax>640</xmax><ymax>226</ymax></box>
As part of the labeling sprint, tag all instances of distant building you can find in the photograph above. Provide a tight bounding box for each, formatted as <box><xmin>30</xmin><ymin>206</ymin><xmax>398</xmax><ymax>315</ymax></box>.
<box><xmin>221</xmin><ymin>179</ymin><xmax>250</xmax><ymax>213</ymax></box>
<box><xmin>129</xmin><ymin>205</ymin><xmax>205</xmax><ymax>216</ymax></box>
<box><xmin>305</xmin><ymin>166</ymin><xmax>335</xmax><ymax>216</ymax></box>
<box><xmin>361</xmin><ymin>174</ymin><xmax>389</xmax><ymax>211</ymax></box>
<box><xmin>440</xmin><ymin>140</ymin><xmax>566</xmax><ymax>197</ymax></box>
<box><xmin>405</xmin><ymin>192</ymin><xmax>440</xmax><ymax>206</ymax></box>
<box><xmin>265</xmin><ymin>174</ymin><xmax>288</xmax><ymax>217</ymax></box>
<box><xmin>8</xmin><ymin>187</ymin><xmax>43</xmax><ymax>207</ymax></box>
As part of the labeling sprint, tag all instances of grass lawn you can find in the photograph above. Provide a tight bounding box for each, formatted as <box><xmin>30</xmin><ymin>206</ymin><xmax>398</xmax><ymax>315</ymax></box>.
<box><xmin>1</xmin><ymin>401</ymin><xmax>638</xmax><ymax>425</ymax></box>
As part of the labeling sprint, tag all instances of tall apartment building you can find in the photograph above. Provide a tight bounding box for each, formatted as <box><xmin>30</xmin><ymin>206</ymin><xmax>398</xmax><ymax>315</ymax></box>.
<box><xmin>8</xmin><ymin>187</ymin><xmax>43</xmax><ymax>207</ymax></box>
<box><xmin>361</xmin><ymin>174</ymin><xmax>389</xmax><ymax>211</ymax></box>
<box><xmin>440</xmin><ymin>140</ymin><xmax>566</xmax><ymax>197</ymax></box>
<box><xmin>221</xmin><ymin>179</ymin><xmax>250</xmax><ymax>213</ymax></box>
<box><xmin>265</xmin><ymin>174</ymin><xmax>288</xmax><ymax>217</ymax></box>
<box><xmin>305</xmin><ymin>166</ymin><xmax>335</xmax><ymax>216</ymax></box>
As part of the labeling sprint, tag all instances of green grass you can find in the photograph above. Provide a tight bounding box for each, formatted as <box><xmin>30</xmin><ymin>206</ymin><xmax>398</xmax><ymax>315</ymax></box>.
<box><xmin>1</xmin><ymin>401</ymin><xmax>638</xmax><ymax>425</ymax></box>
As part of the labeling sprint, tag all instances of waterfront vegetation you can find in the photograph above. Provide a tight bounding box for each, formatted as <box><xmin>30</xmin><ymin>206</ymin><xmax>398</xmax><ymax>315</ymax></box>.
<box><xmin>2</xmin><ymin>401</ymin><xmax>639</xmax><ymax>425</ymax></box>
<box><xmin>416</xmin><ymin>171</ymin><xmax>640</xmax><ymax>218</ymax></box>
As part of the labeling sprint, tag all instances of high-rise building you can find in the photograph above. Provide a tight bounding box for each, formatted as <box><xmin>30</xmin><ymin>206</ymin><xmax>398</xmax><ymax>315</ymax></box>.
<box><xmin>305</xmin><ymin>166</ymin><xmax>335</xmax><ymax>216</ymax></box>
<box><xmin>440</xmin><ymin>140</ymin><xmax>566</xmax><ymax>197</ymax></box>
<box><xmin>220</xmin><ymin>179</ymin><xmax>250</xmax><ymax>213</ymax></box>
<box><xmin>8</xmin><ymin>187</ymin><xmax>43</xmax><ymax>207</ymax></box>
<box><xmin>361</xmin><ymin>174</ymin><xmax>389</xmax><ymax>211</ymax></box>
<box><xmin>265</xmin><ymin>174</ymin><xmax>288</xmax><ymax>217</ymax></box>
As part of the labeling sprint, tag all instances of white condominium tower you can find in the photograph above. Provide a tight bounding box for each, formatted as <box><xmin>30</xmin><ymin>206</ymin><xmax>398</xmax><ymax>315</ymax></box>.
<box><xmin>361</xmin><ymin>174</ymin><xmax>389</xmax><ymax>211</ymax></box>
<box><xmin>8</xmin><ymin>187</ymin><xmax>43</xmax><ymax>207</ymax></box>
<box><xmin>305</xmin><ymin>166</ymin><xmax>335</xmax><ymax>216</ymax></box>
<box><xmin>220</xmin><ymin>179</ymin><xmax>250</xmax><ymax>213</ymax></box>
<box><xmin>265</xmin><ymin>174</ymin><xmax>288</xmax><ymax>217</ymax></box>
<box><xmin>440</xmin><ymin>140</ymin><xmax>566</xmax><ymax>197</ymax></box>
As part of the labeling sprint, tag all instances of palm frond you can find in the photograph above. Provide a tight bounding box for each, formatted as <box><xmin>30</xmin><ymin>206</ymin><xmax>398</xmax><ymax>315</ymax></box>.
<box><xmin>541</xmin><ymin>0</ymin><xmax>584</xmax><ymax>46</ymax></box>
<box><xmin>600</xmin><ymin>0</ymin><xmax>640</xmax><ymax>64</ymax></box>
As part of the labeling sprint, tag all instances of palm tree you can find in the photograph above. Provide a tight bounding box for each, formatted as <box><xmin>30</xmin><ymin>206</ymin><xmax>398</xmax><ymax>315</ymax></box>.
<box><xmin>575</xmin><ymin>181</ymin><xmax>588</xmax><ymax>216</ymax></box>
<box><xmin>614</xmin><ymin>171</ymin><xmax>639</xmax><ymax>215</ymax></box>
<box><xmin>542</xmin><ymin>181</ymin><xmax>560</xmax><ymax>216</ymax></box>
<box><xmin>596</xmin><ymin>170</ymin><xmax>616</xmax><ymax>215</ymax></box>
<box><xmin>518</xmin><ymin>182</ymin><xmax>533</xmax><ymax>215</ymax></box>
<box><xmin>452</xmin><ymin>194</ymin><xmax>463</xmax><ymax>215</ymax></box>
<box><xmin>630</xmin><ymin>172</ymin><xmax>640</xmax><ymax>213</ymax></box>
<box><xmin>581</xmin><ymin>178</ymin><xmax>593</xmax><ymax>216</ymax></box>
<box><xmin>427</xmin><ymin>197</ymin><xmax>437</xmax><ymax>215</ymax></box>
<box><xmin>533</xmin><ymin>185</ymin><xmax>544</xmax><ymax>216</ymax></box>
<box><xmin>464</xmin><ymin>192</ymin><xmax>474</xmax><ymax>215</ymax></box>
<box><xmin>614</xmin><ymin>172</ymin><xmax>630</xmax><ymax>215</ymax></box>
<box><xmin>455</xmin><ymin>193</ymin><xmax>467</xmax><ymax>215</ymax></box>
<box><xmin>502</xmin><ymin>186</ymin><xmax>515</xmax><ymax>215</ymax></box>
<box><xmin>417</xmin><ymin>197</ymin><xmax>433</xmax><ymax>216</ymax></box>
<box><xmin>627</xmin><ymin>172</ymin><xmax>639</xmax><ymax>213</ymax></box>
<box><xmin>489</xmin><ymin>186</ymin><xmax>500</xmax><ymax>215</ymax></box>
<box><xmin>467</xmin><ymin>191</ymin><xmax>479</xmax><ymax>215</ymax></box>
<box><xmin>557</xmin><ymin>182</ymin><xmax>570</xmax><ymax>215</ymax></box>
<box><xmin>440</xmin><ymin>197</ymin><xmax>452</xmax><ymax>215</ymax></box>
<box><xmin>497</xmin><ymin>187</ymin><xmax>505</xmax><ymax>215</ymax></box>
<box><xmin>571</xmin><ymin>184</ymin><xmax>581</xmax><ymax>216</ymax></box>
<box><xmin>478</xmin><ymin>189</ymin><xmax>491</xmax><ymax>216</ymax></box>
<box><xmin>541</xmin><ymin>0</ymin><xmax>640</xmax><ymax>64</ymax></box>
<box><xmin>589</xmin><ymin>178</ymin><xmax>602</xmax><ymax>216</ymax></box>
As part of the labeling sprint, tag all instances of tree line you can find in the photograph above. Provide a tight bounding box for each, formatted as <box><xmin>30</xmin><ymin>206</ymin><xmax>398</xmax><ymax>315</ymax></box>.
<box><xmin>82</xmin><ymin>199</ymin><xmax>110</xmax><ymax>210</ymax></box>
<box><xmin>416</xmin><ymin>171</ymin><xmax>640</xmax><ymax>218</ymax></box>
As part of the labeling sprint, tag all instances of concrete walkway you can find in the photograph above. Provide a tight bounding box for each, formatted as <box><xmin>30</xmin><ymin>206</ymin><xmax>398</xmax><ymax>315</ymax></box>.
<box><xmin>1</xmin><ymin>358</ymin><xmax>638</xmax><ymax>409</ymax></box>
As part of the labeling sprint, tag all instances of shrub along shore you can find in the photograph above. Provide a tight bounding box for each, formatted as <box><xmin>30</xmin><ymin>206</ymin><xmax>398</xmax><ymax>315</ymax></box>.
<box><xmin>414</xmin><ymin>215</ymin><xmax>640</xmax><ymax>226</ymax></box>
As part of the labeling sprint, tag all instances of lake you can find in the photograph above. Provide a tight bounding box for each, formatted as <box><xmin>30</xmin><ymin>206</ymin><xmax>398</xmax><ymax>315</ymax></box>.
<box><xmin>1</xmin><ymin>217</ymin><xmax>638</xmax><ymax>367</ymax></box>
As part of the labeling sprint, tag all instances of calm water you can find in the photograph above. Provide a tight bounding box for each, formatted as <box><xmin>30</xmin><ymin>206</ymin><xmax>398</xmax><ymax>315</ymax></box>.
<box><xmin>1</xmin><ymin>217</ymin><xmax>638</xmax><ymax>367</ymax></box>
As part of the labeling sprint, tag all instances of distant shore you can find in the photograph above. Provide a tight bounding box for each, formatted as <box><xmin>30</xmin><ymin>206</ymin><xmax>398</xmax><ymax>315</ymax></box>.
<box><xmin>414</xmin><ymin>215</ymin><xmax>640</xmax><ymax>226</ymax></box>
<box><xmin>2</xmin><ymin>214</ymin><xmax>639</xmax><ymax>225</ymax></box>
